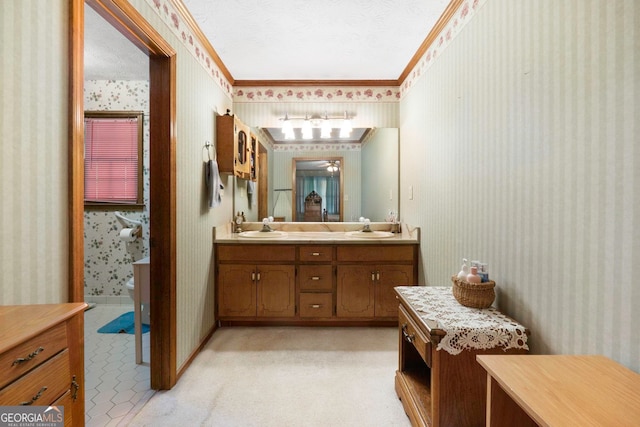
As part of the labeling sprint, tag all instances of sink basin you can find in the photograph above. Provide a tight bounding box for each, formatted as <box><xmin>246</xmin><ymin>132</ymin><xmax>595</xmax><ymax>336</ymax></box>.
<box><xmin>238</xmin><ymin>230</ymin><xmax>288</xmax><ymax>238</ymax></box>
<box><xmin>345</xmin><ymin>230</ymin><xmax>395</xmax><ymax>239</ymax></box>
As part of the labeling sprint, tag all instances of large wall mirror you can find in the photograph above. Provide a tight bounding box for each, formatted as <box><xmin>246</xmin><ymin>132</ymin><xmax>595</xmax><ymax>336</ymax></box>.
<box><xmin>292</xmin><ymin>158</ymin><xmax>343</xmax><ymax>222</ymax></box>
<box><xmin>233</xmin><ymin>127</ymin><xmax>399</xmax><ymax>222</ymax></box>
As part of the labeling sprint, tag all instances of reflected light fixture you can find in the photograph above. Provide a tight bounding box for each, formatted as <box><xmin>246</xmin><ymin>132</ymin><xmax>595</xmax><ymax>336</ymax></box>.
<box><xmin>327</xmin><ymin>161</ymin><xmax>339</xmax><ymax>172</ymax></box>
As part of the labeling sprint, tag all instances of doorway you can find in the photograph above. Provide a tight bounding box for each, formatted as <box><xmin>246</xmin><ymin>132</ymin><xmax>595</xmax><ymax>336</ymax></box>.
<box><xmin>70</xmin><ymin>0</ymin><xmax>177</xmax><ymax>390</ymax></box>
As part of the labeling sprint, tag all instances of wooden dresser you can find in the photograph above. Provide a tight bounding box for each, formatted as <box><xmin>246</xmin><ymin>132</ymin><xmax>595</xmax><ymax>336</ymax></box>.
<box><xmin>477</xmin><ymin>355</ymin><xmax>640</xmax><ymax>426</ymax></box>
<box><xmin>0</xmin><ymin>303</ymin><xmax>87</xmax><ymax>426</ymax></box>
<box><xmin>394</xmin><ymin>286</ymin><xmax>529</xmax><ymax>427</ymax></box>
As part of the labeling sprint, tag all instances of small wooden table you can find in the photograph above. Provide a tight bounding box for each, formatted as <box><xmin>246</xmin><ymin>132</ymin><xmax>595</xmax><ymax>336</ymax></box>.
<box><xmin>477</xmin><ymin>355</ymin><xmax>640</xmax><ymax>426</ymax></box>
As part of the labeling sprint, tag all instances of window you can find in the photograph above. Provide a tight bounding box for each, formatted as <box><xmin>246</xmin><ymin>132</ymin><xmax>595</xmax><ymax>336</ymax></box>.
<box><xmin>84</xmin><ymin>111</ymin><xmax>144</xmax><ymax>207</ymax></box>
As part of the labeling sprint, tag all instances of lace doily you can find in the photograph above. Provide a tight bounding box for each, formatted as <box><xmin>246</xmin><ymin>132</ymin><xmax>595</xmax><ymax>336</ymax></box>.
<box><xmin>395</xmin><ymin>286</ymin><xmax>528</xmax><ymax>355</ymax></box>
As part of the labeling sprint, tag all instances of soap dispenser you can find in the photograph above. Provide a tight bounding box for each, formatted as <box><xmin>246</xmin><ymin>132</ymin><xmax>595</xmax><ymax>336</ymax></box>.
<box><xmin>457</xmin><ymin>258</ymin><xmax>469</xmax><ymax>279</ymax></box>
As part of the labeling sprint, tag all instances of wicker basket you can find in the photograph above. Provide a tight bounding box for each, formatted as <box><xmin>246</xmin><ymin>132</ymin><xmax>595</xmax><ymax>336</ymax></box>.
<box><xmin>451</xmin><ymin>275</ymin><xmax>496</xmax><ymax>308</ymax></box>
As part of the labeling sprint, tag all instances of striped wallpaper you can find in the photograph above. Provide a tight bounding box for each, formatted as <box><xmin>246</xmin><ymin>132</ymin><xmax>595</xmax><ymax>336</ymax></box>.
<box><xmin>0</xmin><ymin>0</ymin><xmax>69</xmax><ymax>304</ymax></box>
<box><xmin>130</xmin><ymin>0</ymin><xmax>235</xmax><ymax>369</ymax></box>
<box><xmin>400</xmin><ymin>0</ymin><xmax>639</xmax><ymax>371</ymax></box>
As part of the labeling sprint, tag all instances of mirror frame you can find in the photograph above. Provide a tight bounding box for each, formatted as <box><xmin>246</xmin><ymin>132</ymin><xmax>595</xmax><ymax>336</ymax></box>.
<box><xmin>292</xmin><ymin>157</ymin><xmax>344</xmax><ymax>222</ymax></box>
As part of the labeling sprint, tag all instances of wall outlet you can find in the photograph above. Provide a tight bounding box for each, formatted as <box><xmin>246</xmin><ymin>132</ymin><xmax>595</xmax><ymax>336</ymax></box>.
<box><xmin>409</xmin><ymin>185</ymin><xmax>413</xmax><ymax>200</ymax></box>
<box><xmin>389</xmin><ymin>189</ymin><xmax>393</xmax><ymax>200</ymax></box>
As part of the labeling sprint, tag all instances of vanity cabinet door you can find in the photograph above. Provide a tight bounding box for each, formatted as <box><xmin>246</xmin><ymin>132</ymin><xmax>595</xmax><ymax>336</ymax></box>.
<box><xmin>218</xmin><ymin>264</ymin><xmax>257</xmax><ymax>317</ymax></box>
<box><xmin>336</xmin><ymin>265</ymin><xmax>375</xmax><ymax>317</ymax></box>
<box><xmin>336</xmin><ymin>264</ymin><xmax>413</xmax><ymax>319</ymax></box>
<box><xmin>256</xmin><ymin>265</ymin><xmax>295</xmax><ymax>317</ymax></box>
<box><xmin>375</xmin><ymin>265</ymin><xmax>414</xmax><ymax>318</ymax></box>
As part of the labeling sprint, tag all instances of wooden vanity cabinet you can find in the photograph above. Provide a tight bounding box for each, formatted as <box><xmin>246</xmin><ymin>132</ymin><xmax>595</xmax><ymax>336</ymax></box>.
<box><xmin>215</xmin><ymin>114</ymin><xmax>251</xmax><ymax>178</ymax></box>
<box><xmin>217</xmin><ymin>245</ymin><xmax>296</xmax><ymax>320</ymax></box>
<box><xmin>215</xmin><ymin>242</ymin><xmax>418</xmax><ymax>325</ymax></box>
<box><xmin>336</xmin><ymin>245</ymin><xmax>416</xmax><ymax>320</ymax></box>
<box><xmin>0</xmin><ymin>303</ymin><xmax>86</xmax><ymax>426</ymax></box>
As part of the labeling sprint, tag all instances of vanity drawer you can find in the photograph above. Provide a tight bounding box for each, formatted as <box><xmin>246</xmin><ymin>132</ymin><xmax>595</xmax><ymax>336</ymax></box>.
<box><xmin>0</xmin><ymin>323</ymin><xmax>67</xmax><ymax>389</ymax></box>
<box><xmin>337</xmin><ymin>245</ymin><xmax>414</xmax><ymax>262</ymax></box>
<box><xmin>0</xmin><ymin>350</ymin><xmax>70</xmax><ymax>406</ymax></box>
<box><xmin>218</xmin><ymin>245</ymin><xmax>296</xmax><ymax>262</ymax></box>
<box><xmin>299</xmin><ymin>245</ymin><xmax>334</xmax><ymax>262</ymax></box>
<box><xmin>299</xmin><ymin>265</ymin><xmax>333</xmax><ymax>291</ymax></box>
<box><xmin>300</xmin><ymin>293</ymin><xmax>333</xmax><ymax>318</ymax></box>
<box><xmin>399</xmin><ymin>305</ymin><xmax>431</xmax><ymax>367</ymax></box>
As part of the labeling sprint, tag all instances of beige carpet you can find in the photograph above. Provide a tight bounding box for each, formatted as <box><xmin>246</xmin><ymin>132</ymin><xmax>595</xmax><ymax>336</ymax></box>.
<box><xmin>127</xmin><ymin>326</ymin><xmax>411</xmax><ymax>427</ymax></box>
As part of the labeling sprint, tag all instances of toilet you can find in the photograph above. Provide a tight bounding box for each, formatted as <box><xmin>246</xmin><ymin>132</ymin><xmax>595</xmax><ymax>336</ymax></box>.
<box><xmin>126</xmin><ymin>277</ymin><xmax>150</xmax><ymax>325</ymax></box>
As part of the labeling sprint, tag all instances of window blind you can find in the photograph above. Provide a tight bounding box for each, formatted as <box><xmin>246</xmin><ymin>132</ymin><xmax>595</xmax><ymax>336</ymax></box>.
<box><xmin>84</xmin><ymin>117</ymin><xmax>139</xmax><ymax>203</ymax></box>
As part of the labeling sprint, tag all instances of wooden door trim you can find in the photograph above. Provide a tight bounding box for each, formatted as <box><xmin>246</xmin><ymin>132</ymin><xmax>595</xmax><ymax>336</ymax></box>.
<box><xmin>70</xmin><ymin>0</ymin><xmax>177</xmax><ymax>390</ymax></box>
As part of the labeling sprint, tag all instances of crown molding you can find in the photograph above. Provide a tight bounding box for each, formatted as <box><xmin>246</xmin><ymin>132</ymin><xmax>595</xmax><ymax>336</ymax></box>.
<box><xmin>398</xmin><ymin>0</ymin><xmax>465</xmax><ymax>85</ymax></box>
<box><xmin>234</xmin><ymin>79</ymin><xmax>399</xmax><ymax>87</ymax></box>
<box><xmin>170</xmin><ymin>0</ymin><xmax>234</xmax><ymax>83</ymax></box>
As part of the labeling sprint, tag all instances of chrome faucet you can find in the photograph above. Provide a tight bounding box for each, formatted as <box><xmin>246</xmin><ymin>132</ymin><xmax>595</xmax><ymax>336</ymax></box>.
<box><xmin>261</xmin><ymin>217</ymin><xmax>273</xmax><ymax>232</ymax></box>
<box><xmin>361</xmin><ymin>218</ymin><xmax>372</xmax><ymax>232</ymax></box>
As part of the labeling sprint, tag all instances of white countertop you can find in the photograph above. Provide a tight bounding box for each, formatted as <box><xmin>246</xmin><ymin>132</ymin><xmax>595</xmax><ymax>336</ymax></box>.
<box><xmin>214</xmin><ymin>222</ymin><xmax>419</xmax><ymax>244</ymax></box>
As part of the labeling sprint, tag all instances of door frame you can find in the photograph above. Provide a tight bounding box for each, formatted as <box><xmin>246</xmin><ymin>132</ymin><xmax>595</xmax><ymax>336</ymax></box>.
<box><xmin>69</xmin><ymin>0</ymin><xmax>177</xmax><ymax>390</ymax></box>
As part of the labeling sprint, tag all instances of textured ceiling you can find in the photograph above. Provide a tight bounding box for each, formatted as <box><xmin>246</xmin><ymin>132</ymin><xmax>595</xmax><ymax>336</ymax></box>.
<box><xmin>182</xmin><ymin>0</ymin><xmax>451</xmax><ymax>81</ymax></box>
<box><xmin>85</xmin><ymin>0</ymin><xmax>451</xmax><ymax>82</ymax></box>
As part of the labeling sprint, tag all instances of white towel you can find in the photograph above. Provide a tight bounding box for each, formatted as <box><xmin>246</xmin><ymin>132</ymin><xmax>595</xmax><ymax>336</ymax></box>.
<box><xmin>205</xmin><ymin>159</ymin><xmax>223</xmax><ymax>208</ymax></box>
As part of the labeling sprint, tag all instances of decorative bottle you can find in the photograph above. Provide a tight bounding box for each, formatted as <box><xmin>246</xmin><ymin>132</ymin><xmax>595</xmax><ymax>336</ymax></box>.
<box><xmin>457</xmin><ymin>258</ymin><xmax>469</xmax><ymax>279</ymax></box>
<box><xmin>466</xmin><ymin>266</ymin><xmax>482</xmax><ymax>283</ymax></box>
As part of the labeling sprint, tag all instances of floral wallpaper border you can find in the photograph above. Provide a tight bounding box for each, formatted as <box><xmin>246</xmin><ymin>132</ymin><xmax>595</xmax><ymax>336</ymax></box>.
<box><xmin>400</xmin><ymin>0</ymin><xmax>487</xmax><ymax>96</ymax></box>
<box><xmin>143</xmin><ymin>0</ymin><xmax>486</xmax><ymax>102</ymax></box>
<box><xmin>272</xmin><ymin>143</ymin><xmax>361</xmax><ymax>152</ymax></box>
<box><xmin>144</xmin><ymin>0</ymin><xmax>234</xmax><ymax>99</ymax></box>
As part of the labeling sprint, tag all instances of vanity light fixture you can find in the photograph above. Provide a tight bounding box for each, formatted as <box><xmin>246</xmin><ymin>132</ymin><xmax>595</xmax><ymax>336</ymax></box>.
<box><xmin>339</xmin><ymin>111</ymin><xmax>352</xmax><ymax>138</ymax></box>
<box><xmin>301</xmin><ymin>114</ymin><xmax>313</xmax><ymax>140</ymax></box>
<box><xmin>321</xmin><ymin>112</ymin><xmax>332</xmax><ymax>138</ymax></box>
<box><xmin>279</xmin><ymin>111</ymin><xmax>354</xmax><ymax>139</ymax></box>
<box><xmin>281</xmin><ymin>113</ymin><xmax>294</xmax><ymax>139</ymax></box>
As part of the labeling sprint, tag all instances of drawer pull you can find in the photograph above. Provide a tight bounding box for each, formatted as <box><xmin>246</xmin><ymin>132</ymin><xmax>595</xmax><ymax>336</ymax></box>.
<box><xmin>310</xmin><ymin>276</ymin><xmax>321</xmax><ymax>280</ymax></box>
<box><xmin>71</xmin><ymin>375</ymin><xmax>80</xmax><ymax>401</ymax></box>
<box><xmin>310</xmin><ymin>252</ymin><xmax>321</xmax><ymax>256</ymax></box>
<box><xmin>20</xmin><ymin>386</ymin><xmax>47</xmax><ymax>406</ymax></box>
<box><xmin>401</xmin><ymin>323</ymin><xmax>415</xmax><ymax>343</ymax></box>
<box><xmin>311</xmin><ymin>304</ymin><xmax>322</xmax><ymax>309</ymax></box>
<box><xmin>12</xmin><ymin>346</ymin><xmax>44</xmax><ymax>366</ymax></box>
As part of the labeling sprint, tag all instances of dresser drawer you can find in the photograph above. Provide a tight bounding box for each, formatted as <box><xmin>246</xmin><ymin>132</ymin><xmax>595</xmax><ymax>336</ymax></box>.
<box><xmin>0</xmin><ymin>350</ymin><xmax>70</xmax><ymax>406</ymax></box>
<box><xmin>0</xmin><ymin>323</ymin><xmax>67</xmax><ymax>389</ymax></box>
<box><xmin>52</xmin><ymin>390</ymin><xmax>74</xmax><ymax>426</ymax></box>
<box><xmin>299</xmin><ymin>265</ymin><xmax>333</xmax><ymax>291</ymax></box>
<box><xmin>300</xmin><ymin>293</ymin><xmax>333</xmax><ymax>318</ymax></box>
<box><xmin>299</xmin><ymin>245</ymin><xmax>333</xmax><ymax>262</ymax></box>
<box><xmin>399</xmin><ymin>305</ymin><xmax>431</xmax><ymax>367</ymax></box>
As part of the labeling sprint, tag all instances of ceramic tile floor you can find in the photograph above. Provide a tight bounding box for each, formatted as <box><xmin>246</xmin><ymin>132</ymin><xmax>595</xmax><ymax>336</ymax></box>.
<box><xmin>84</xmin><ymin>304</ymin><xmax>155</xmax><ymax>427</ymax></box>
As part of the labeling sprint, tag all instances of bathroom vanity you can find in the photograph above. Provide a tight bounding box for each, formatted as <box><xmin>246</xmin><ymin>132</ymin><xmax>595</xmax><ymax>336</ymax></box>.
<box><xmin>213</xmin><ymin>222</ymin><xmax>419</xmax><ymax>326</ymax></box>
<box><xmin>393</xmin><ymin>287</ymin><xmax>529</xmax><ymax>427</ymax></box>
